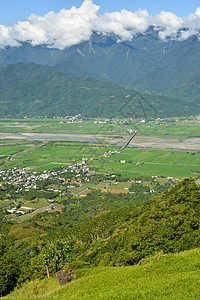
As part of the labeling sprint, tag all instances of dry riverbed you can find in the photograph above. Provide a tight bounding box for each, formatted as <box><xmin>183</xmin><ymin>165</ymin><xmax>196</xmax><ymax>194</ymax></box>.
<box><xmin>0</xmin><ymin>132</ymin><xmax>199</xmax><ymax>151</ymax></box>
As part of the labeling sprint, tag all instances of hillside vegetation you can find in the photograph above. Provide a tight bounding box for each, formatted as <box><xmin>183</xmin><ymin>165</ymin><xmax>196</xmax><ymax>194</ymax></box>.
<box><xmin>1</xmin><ymin>177</ymin><xmax>200</xmax><ymax>297</ymax></box>
<box><xmin>6</xmin><ymin>248</ymin><xmax>200</xmax><ymax>299</ymax></box>
<box><xmin>1</xmin><ymin>32</ymin><xmax>200</xmax><ymax>105</ymax></box>
<box><xmin>62</xmin><ymin>178</ymin><xmax>200</xmax><ymax>266</ymax></box>
<box><xmin>0</xmin><ymin>63</ymin><xmax>197</xmax><ymax>118</ymax></box>
<box><xmin>0</xmin><ymin>63</ymin><xmax>128</xmax><ymax>118</ymax></box>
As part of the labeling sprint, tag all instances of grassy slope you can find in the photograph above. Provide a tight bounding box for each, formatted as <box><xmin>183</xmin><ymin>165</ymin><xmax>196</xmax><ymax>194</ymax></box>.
<box><xmin>6</xmin><ymin>248</ymin><xmax>200</xmax><ymax>299</ymax></box>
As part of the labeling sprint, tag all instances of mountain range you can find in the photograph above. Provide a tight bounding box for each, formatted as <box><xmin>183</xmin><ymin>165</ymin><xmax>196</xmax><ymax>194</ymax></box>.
<box><xmin>0</xmin><ymin>30</ymin><xmax>199</xmax><ymax>118</ymax></box>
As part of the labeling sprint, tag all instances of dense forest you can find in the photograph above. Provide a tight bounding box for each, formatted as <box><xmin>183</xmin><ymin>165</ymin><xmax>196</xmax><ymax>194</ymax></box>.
<box><xmin>0</xmin><ymin>63</ymin><xmax>196</xmax><ymax>118</ymax></box>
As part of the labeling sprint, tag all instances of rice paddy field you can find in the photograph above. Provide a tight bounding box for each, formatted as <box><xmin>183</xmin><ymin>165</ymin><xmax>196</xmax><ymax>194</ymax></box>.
<box><xmin>88</xmin><ymin>148</ymin><xmax>200</xmax><ymax>178</ymax></box>
<box><xmin>0</xmin><ymin>116</ymin><xmax>199</xmax><ymax>178</ymax></box>
<box><xmin>0</xmin><ymin>143</ymin><xmax>199</xmax><ymax>179</ymax></box>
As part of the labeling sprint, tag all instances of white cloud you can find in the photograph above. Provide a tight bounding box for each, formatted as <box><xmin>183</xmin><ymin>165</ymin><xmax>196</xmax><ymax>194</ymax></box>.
<box><xmin>153</xmin><ymin>11</ymin><xmax>183</xmax><ymax>40</ymax></box>
<box><xmin>0</xmin><ymin>0</ymin><xmax>200</xmax><ymax>49</ymax></box>
<box><xmin>12</xmin><ymin>0</ymin><xmax>99</xmax><ymax>49</ymax></box>
<box><xmin>94</xmin><ymin>9</ymin><xmax>151</xmax><ymax>40</ymax></box>
<box><xmin>0</xmin><ymin>25</ymin><xmax>19</xmax><ymax>49</ymax></box>
<box><xmin>178</xmin><ymin>7</ymin><xmax>200</xmax><ymax>41</ymax></box>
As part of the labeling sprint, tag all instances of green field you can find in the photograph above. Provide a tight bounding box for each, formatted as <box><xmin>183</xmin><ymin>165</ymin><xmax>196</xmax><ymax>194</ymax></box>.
<box><xmin>88</xmin><ymin>160</ymin><xmax>200</xmax><ymax>178</ymax></box>
<box><xmin>88</xmin><ymin>147</ymin><xmax>200</xmax><ymax>178</ymax></box>
<box><xmin>137</xmin><ymin>123</ymin><xmax>200</xmax><ymax>138</ymax></box>
<box><xmin>0</xmin><ymin>116</ymin><xmax>199</xmax><ymax>178</ymax></box>
<box><xmin>0</xmin><ymin>140</ymin><xmax>199</xmax><ymax>178</ymax></box>
<box><xmin>0</xmin><ymin>116</ymin><xmax>199</xmax><ymax>139</ymax></box>
<box><xmin>112</xmin><ymin>148</ymin><xmax>200</xmax><ymax>164</ymax></box>
<box><xmin>0</xmin><ymin>145</ymin><xmax>29</xmax><ymax>156</ymax></box>
<box><xmin>0</xmin><ymin>119</ymin><xmax>121</xmax><ymax>135</ymax></box>
<box><xmin>23</xmin><ymin>198</ymin><xmax>50</xmax><ymax>209</ymax></box>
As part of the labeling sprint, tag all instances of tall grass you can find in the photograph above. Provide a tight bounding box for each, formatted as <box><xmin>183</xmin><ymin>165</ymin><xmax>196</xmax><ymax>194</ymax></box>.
<box><xmin>6</xmin><ymin>248</ymin><xmax>200</xmax><ymax>299</ymax></box>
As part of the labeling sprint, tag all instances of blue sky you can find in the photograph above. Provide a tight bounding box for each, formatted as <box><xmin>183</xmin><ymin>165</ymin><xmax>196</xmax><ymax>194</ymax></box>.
<box><xmin>1</xmin><ymin>0</ymin><xmax>200</xmax><ymax>25</ymax></box>
<box><xmin>0</xmin><ymin>0</ymin><xmax>200</xmax><ymax>50</ymax></box>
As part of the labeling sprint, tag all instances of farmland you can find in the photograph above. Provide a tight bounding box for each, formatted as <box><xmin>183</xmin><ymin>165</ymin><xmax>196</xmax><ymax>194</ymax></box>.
<box><xmin>0</xmin><ymin>116</ymin><xmax>199</xmax><ymax>138</ymax></box>
<box><xmin>0</xmin><ymin>115</ymin><xmax>199</xmax><ymax>177</ymax></box>
<box><xmin>0</xmin><ymin>140</ymin><xmax>199</xmax><ymax>177</ymax></box>
<box><xmin>0</xmin><ymin>115</ymin><xmax>199</xmax><ymax>220</ymax></box>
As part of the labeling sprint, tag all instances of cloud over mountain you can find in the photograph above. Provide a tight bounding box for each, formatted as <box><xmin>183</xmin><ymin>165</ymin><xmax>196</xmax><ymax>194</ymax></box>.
<box><xmin>0</xmin><ymin>0</ymin><xmax>200</xmax><ymax>50</ymax></box>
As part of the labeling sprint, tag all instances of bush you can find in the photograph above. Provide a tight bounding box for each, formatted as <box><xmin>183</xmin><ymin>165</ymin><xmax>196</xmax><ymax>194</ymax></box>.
<box><xmin>0</xmin><ymin>258</ymin><xmax>20</xmax><ymax>296</ymax></box>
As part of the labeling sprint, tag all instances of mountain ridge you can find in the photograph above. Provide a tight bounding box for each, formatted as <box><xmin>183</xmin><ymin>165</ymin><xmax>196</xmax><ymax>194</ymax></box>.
<box><xmin>0</xmin><ymin>62</ymin><xmax>196</xmax><ymax>118</ymax></box>
<box><xmin>0</xmin><ymin>31</ymin><xmax>200</xmax><ymax>108</ymax></box>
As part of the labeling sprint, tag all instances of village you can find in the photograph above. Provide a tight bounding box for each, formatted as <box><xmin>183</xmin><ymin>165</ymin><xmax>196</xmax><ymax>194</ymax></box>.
<box><xmin>0</xmin><ymin>156</ymin><xmax>174</xmax><ymax>218</ymax></box>
<box><xmin>0</xmin><ymin>158</ymin><xmax>95</xmax><ymax>215</ymax></box>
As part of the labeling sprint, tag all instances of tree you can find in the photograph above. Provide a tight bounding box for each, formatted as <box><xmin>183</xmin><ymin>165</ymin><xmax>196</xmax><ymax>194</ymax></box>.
<box><xmin>41</xmin><ymin>240</ymin><xmax>73</xmax><ymax>277</ymax></box>
<box><xmin>0</xmin><ymin>258</ymin><xmax>20</xmax><ymax>296</ymax></box>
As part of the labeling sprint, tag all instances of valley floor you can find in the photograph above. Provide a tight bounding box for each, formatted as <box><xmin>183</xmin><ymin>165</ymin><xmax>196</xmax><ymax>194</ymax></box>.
<box><xmin>0</xmin><ymin>132</ymin><xmax>200</xmax><ymax>151</ymax></box>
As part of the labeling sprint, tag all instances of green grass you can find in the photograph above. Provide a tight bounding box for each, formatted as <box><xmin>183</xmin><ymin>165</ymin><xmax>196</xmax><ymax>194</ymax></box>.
<box><xmin>88</xmin><ymin>159</ymin><xmax>200</xmax><ymax>178</ymax></box>
<box><xmin>109</xmin><ymin>148</ymin><xmax>200</xmax><ymax>164</ymax></box>
<box><xmin>23</xmin><ymin>198</ymin><xmax>50</xmax><ymax>209</ymax></box>
<box><xmin>0</xmin><ymin>199</ymin><xmax>12</xmax><ymax>208</ymax></box>
<box><xmin>137</xmin><ymin>123</ymin><xmax>200</xmax><ymax>138</ymax></box>
<box><xmin>21</xmin><ymin>144</ymin><xmax>108</xmax><ymax>161</ymax></box>
<box><xmin>67</xmin><ymin>184</ymin><xmax>95</xmax><ymax>194</ymax></box>
<box><xmin>0</xmin><ymin>119</ymin><xmax>121</xmax><ymax>135</ymax></box>
<box><xmin>6</xmin><ymin>248</ymin><xmax>200</xmax><ymax>299</ymax></box>
<box><xmin>0</xmin><ymin>146</ymin><xmax>29</xmax><ymax>156</ymax></box>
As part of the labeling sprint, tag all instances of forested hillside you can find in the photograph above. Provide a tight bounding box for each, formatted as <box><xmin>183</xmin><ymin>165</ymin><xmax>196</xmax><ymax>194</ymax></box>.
<box><xmin>0</xmin><ymin>63</ymin><xmax>196</xmax><ymax>118</ymax></box>
<box><xmin>0</xmin><ymin>31</ymin><xmax>200</xmax><ymax>105</ymax></box>
<box><xmin>63</xmin><ymin>177</ymin><xmax>200</xmax><ymax>266</ymax></box>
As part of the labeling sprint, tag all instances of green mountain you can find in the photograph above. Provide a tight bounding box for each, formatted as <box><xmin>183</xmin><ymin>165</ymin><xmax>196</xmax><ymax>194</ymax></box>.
<box><xmin>169</xmin><ymin>71</ymin><xmax>200</xmax><ymax>104</ymax></box>
<box><xmin>0</xmin><ymin>62</ymin><xmax>195</xmax><ymax>118</ymax></box>
<box><xmin>0</xmin><ymin>31</ymin><xmax>200</xmax><ymax>107</ymax></box>
<box><xmin>0</xmin><ymin>31</ymin><xmax>168</xmax><ymax>84</ymax></box>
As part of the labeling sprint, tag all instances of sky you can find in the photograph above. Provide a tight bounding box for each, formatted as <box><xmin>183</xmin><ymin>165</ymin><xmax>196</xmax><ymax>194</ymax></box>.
<box><xmin>1</xmin><ymin>0</ymin><xmax>200</xmax><ymax>25</ymax></box>
<box><xmin>0</xmin><ymin>0</ymin><xmax>200</xmax><ymax>50</ymax></box>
